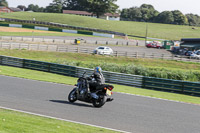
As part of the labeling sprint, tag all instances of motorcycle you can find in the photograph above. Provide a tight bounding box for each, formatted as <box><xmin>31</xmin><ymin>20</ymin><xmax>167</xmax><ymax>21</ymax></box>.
<box><xmin>68</xmin><ymin>72</ymin><xmax>114</xmax><ymax>108</ymax></box>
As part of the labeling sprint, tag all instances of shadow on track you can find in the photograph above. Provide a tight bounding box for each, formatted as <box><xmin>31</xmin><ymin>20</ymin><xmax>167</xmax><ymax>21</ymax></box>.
<box><xmin>49</xmin><ymin>100</ymin><xmax>93</xmax><ymax>108</ymax></box>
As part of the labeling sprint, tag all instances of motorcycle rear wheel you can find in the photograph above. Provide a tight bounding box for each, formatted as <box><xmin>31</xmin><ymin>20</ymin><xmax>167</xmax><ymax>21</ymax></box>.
<box><xmin>68</xmin><ymin>90</ymin><xmax>77</xmax><ymax>103</ymax></box>
<box><xmin>92</xmin><ymin>95</ymin><xmax>106</xmax><ymax>108</ymax></box>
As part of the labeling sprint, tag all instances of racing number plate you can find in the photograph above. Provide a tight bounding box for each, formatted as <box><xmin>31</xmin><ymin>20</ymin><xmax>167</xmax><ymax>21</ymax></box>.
<box><xmin>106</xmin><ymin>89</ymin><xmax>112</xmax><ymax>96</ymax></box>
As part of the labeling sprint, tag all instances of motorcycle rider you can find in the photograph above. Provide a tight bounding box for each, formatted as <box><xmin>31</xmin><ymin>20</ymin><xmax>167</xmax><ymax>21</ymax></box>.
<box><xmin>87</xmin><ymin>66</ymin><xmax>105</xmax><ymax>92</ymax></box>
<box><xmin>87</xmin><ymin>66</ymin><xmax>113</xmax><ymax>101</ymax></box>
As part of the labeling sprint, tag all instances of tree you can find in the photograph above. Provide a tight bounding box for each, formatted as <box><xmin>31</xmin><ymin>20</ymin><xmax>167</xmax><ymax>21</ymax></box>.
<box><xmin>140</xmin><ymin>4</ymin><xmax>159</xmax><ymax>22</ymax></box>
<box><xmin>0</xmin><ymin>0</ymin><xmax>8</xmax><ymax>7</ymax></box>
<box><xmin>45</xmin><ymin>0</ymin><xmax>63</xmax><ymax>13</ymax></box>
<box><xmin>26</xmin><ymin>4</ymin><xmax>39</xmax><ymax>12</ymax></box>
<box><xmin>62</xmin><ymin>0</ymin><xmax>89</xmax><ymax>11</ymax></box>
<box><xmin>120</xmin><ymin>4</ymin><xmax>158</xmax><ymax>22</ymax></box>
<box><xmin>172</xmin><ymin>10</ymin><xmax>188</xmax><ymax>25</ymax></box>
<box><xmin>121</xmin><ymin>7</ymin><xmax>142</xmax><ymax>21</ymax></box>
<box><xmin>17</xmin><ymin>5</ymin><xmax>26</xmax><ymax>11</ymax></box>
<box><xmin>154</xmin><ymin>11</ymin><xmax>174</xmax><ymax>24</ymax></box>
<box><xmin>63</xmin><ymin>0</ymin><xmax>119</xmax><ymax>18</ymax></box>
<box><xmin>26</xmin><ymin>4</ymin><xmax>45</xmax><ymax>12</ymax></box>
<box><xmin>140</xmin><ymin>4</ymin><xmax>154</xmax><ymax>10</ymax></box>
<box><xmin>86</xmin><ymin>0</ymin><xmax>119</xmax><ymax>18</ymax></box>
<box><xmin>186</xmin><ymin>14</ymin><xmax>200</xmax><ymax>26</ymax></box>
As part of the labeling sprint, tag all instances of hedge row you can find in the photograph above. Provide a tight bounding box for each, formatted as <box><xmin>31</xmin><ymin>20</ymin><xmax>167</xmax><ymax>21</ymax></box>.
<box><xmin>52</xmin><ymin>60</ymin><xmax>200</xmax><ymax>82</ymax></box>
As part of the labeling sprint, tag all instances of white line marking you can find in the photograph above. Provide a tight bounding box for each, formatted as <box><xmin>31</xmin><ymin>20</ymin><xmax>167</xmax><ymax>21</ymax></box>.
<box><xmin>0</xmin><ymin>106</ymin><xmax>131</xmax><ymax>133</ymax></box>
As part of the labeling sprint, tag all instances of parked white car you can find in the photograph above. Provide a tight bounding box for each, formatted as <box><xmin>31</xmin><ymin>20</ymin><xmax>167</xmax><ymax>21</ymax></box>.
<box><xmin>93</xmin><ymin>46</ymin><xmax>113</xmax><ymax>55</ymax></box>
<box><xmin>190</xmin><ymin>50</ymin><xmax>200</xmax><ymax>59</ymax></box>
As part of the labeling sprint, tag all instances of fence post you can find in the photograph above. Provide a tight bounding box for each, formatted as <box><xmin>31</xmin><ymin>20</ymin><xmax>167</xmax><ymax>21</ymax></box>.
<box><xmin>28</xmin><ymin>44</ymin><xmax>30</xmax><ymax>50</ymax></box>
<box><xmin>142</xmin><ymin>77</ymin><xmax>146</xmax><ymax>88</ymax></box>
<box><xmin>9</xmin><ymin>43</ymin><xmax>12</xmax><ymax>49</ymax></box>
<box><xmin>136</xmin><ymin>52</ymin><xmax>138</xmax><ymax>58</ymax></box>
<box><xmin>143</xmin><ymin>53</ymin><xmax>145</xmax><ymax>58</ymax></box>
<box><xmin>181</xmin><ymin>81</ymin><xmax>184</xmax><ymax>93</ymax></box>
<box><xmin>125</xmin><ymin>52</ymin><xmax>128</xmax><ymax>57</ymax></box>
<box><xmin>56</xmin><ymin>45</ymin><xmax>59</xmax><ymax>52</ymax></box>
<box><xmin>77</xmin><ymin>47</ymin><xmax>79</xmax><ymax>53</ymax></box>
<box><xmin>48</xmin><ymin>63</ymin><xmax>51</xmax><ymax>72</ymax></box>
<box><xmin>180</xmin><ymin>55</ymin><xmax>183</xmax><ymax>61</ymax></box>
<box><xmin>162</xmin><ymin>54</ymin><xmax>164</xmax><ymax>59</ymax></box>
<box><xmin>115</xmin><ymin>51</ymin><xmax>118</xmax><ymax>57</ymax></box>
<box><xmin>151</xmin><ymin>53</ymin><xmax>154</xmax><ymax>58</ymax></box>
<box><xmin>22</xmin><ymin>59</ymin><xmax>25</xmax><ymax>68</ymax></box>
<box><xmin>0</xmin><ymin>56</ymin><xmax>2</xmax><ymax>65</ymax></box>
<box><xmin>65</xmin><ymin>46</ymin><xmax>68</xmax><ymax>52</ymax></box>
<box><xmin>171</xmin><ymin>54</ymin><xmax>174</xmax><ymax>60</ymax></box>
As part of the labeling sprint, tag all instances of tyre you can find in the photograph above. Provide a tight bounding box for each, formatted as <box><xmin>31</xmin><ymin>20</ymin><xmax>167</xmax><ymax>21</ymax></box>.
<box><xmin>68</xmin><ymin>89</ymin><xmax>77</xmax><ymax>103</ymax></box>
<box><xmin>92</xmin><ymin>95</ymin><xmax>106</xmax><ymax>108</ymax></box>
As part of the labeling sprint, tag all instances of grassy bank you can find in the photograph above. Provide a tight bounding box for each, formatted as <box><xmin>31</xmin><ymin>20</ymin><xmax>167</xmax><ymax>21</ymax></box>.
<box><xmin>0</xmin><ymin>49</ymin><xmax>200</xmax><ymax>81</ymax></box>
<box><xmin>0</xmin><ymin>108</ymin><xmax>117</xmax><ymax>133</ymax></box>
<box><xmin>1</xmin><ymin>12</ymin><xmax>200</xmax><ymax>40</ymax></box>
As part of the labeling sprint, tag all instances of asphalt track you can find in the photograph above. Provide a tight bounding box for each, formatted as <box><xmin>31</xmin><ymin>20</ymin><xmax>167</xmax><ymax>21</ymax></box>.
<box><xmin>0</xmin><ymin>75</ymin><xmax>200</xmax><ymax>133</ymax></box>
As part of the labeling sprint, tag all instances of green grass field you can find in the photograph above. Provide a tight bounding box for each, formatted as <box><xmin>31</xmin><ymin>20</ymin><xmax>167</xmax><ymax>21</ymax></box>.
<box><xmin>1</xmin><ymin>12</ymin><xmax>200</xmax><ymax>40</ymax></box>
<box><xmin>0</xmin><ymin>49</ymin><xmax>200</xmax><ymax>72</ymax></box>
<box><xmin>0</xmin><ymin>108</ymin><xmax>117</xmax><ymax>133</ymax></box>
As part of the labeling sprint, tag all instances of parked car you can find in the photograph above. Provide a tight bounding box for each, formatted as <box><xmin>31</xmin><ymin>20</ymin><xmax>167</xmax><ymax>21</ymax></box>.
<box><xmin>185</xmin><ymin>51</ymin><xmax>193</xmax><ymax>56</ymax></box>
<box><xmin>93</xmin><ymin>46</ymin><xmax>113</xmax><ymax>55</ymax></box>
<box><xmin>190</xmin><ymin>51</ymin><xmax>200</xmax><ymax>59</ymax></box>
<box><xmin>146</xmin><ymin>41</ymin><xmax>163</xmax><ymax>49</ymax></box>
<box><xmin>171</xmin><ymin>46</ymin><xmax>180</xmax><ymax>54</ymax></box>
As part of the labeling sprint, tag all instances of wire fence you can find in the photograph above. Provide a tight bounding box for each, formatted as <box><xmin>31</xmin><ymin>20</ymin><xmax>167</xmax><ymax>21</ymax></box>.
<box><xmin>0</xmin><ymin>41</ymin><xmax>200</xmax><ymax>63</ymax></box>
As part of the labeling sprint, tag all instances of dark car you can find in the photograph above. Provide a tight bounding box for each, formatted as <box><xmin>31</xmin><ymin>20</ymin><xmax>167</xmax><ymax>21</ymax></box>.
<box><xmin>185</xmin><ymin>51</ymin><xmax>193</xmax><ymax>56</ymax></box>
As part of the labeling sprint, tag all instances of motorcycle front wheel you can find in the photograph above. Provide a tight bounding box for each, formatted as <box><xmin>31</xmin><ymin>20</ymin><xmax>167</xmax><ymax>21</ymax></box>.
<box><xmin>92</xmin><ymin>95</ymin><xmax>106</xmax><ymax>108</ymax></box>
<box><xmin>68</xmin><ymin>89</ymin><xmax>77</xmax><ymax>103</ymax></box>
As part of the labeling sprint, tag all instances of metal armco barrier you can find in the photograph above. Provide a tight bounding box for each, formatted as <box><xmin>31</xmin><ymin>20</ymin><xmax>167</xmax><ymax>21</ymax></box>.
<box><xmin>143</xmin><ymin>77</ymin><xmax>200</xmax><ymax>94</ymax></box>
<box><xmin>0</xmin><ymin>55</ymin><xmax>200</xmax><ymax>95</ymax></box>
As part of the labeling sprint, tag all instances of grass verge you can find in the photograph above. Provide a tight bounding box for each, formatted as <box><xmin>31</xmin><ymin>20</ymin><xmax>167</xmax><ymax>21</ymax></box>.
<box><xmin>0</xmin><ymin>108</ymin><xmax>117</xmax><ymax>133</ymax></box>
<box><xmin>0</xmin><ymin>30</ymin><xmax>95</xmax><ymax>37</ymax></box>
